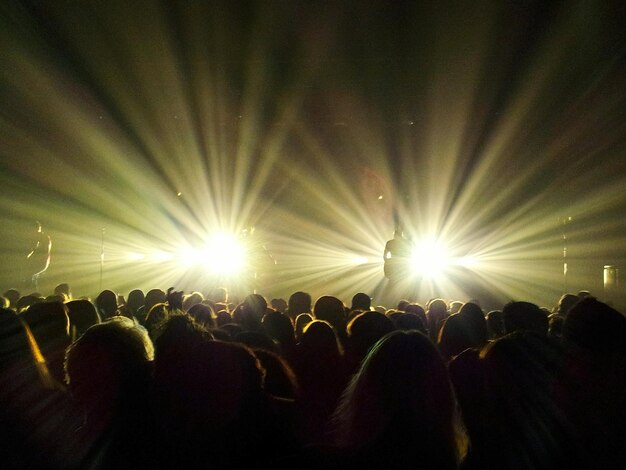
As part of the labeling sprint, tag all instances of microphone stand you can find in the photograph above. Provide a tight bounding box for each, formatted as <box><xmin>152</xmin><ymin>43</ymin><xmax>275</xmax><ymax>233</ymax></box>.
<box><xmin>100</xmin><ymin>228</ymin><xmax>105</xmax><ymax>292</ymax></box>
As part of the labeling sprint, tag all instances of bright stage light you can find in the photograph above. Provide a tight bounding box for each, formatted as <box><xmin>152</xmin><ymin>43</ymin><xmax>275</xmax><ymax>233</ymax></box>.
<box><xmin>173</xmin><ymin>233</ymin><xmax>247</xmax><ymax>274</ymax></box>
<box><xmin>406</xmin><ymin>237</ymin><xmax>480</xmax><ymax>278</ymax></box>
<box><xmin>410</xmin><ymin>238</ymin><xmax>451</xmax><ymax>277</ymax></box>
<box><xmin>201</xmin><ymin>232</ymin><xmax>247</xmax><ymax>275</ymax></box>
<box><xmin>351</xmin><ymin>256</ymin><xmax>369</xmax><ymax>265</ymax></box>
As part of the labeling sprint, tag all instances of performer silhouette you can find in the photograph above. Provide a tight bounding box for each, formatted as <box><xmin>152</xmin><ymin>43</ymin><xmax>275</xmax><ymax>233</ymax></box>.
<box><xmin>26</xmin><ymin>221</ymin><xmax>52</xmax><ymax>291</ymax></box>
<box><xmin>383</xmin><ymin>226</ymin><xmax>412</xmax><ymax>279</ymax></box>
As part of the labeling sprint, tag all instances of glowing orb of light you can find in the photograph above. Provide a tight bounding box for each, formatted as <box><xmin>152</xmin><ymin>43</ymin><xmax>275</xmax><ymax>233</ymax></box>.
<box><xmin>410</xmin><ymin>238</ymin><xmax>451</xmax><ymax>277</ymax></box>
<box><xmin>201</xmin><ymin>232</ymin><xmax>247</xmax><ymax>275</ymax></box>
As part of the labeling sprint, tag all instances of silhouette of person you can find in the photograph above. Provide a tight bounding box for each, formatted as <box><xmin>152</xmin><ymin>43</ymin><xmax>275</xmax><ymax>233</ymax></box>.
<box><xmin>383</xmin><ymin>226</ymin><xmax>412</xmax><ymax>279</ymax></box>
<box><xmin>26</xmin><ymin>221</ymin><xmax>51</xmax><ymax>290</ymax></box>
<box><xmin>242</xmin><ymin>227</ymin><xmax>276</xmax><ymax>292</ymax></box>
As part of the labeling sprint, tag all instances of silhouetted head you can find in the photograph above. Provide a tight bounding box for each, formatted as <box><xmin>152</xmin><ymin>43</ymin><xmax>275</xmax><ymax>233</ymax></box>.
<box><xmin>300</xmin><ymin>320</ymin><xmax>342</xmax><ymax>355</ymax></box>
<box><xmin>126</xmin><ymin>289</ymin><xmax>145</xmax><ymax>314</ymax></box>
<box><xmin>65</xmin><ymin>316</ymin><xmax>153</xmax><ymax>424</ymax></box>
<box><xmin>233</xmin><ymin>294</ymin><xmax>267</xmax><ymax>332</ymax></box>
<box><xmin>427</xmin><ymin>299</ymin><xmax>449</xmax><ymax>340</ymax></box>
<box><xmin>458</xmin><ymin>302</ymin><xmax>488</xmax><ymax>347</ymax></box>
<box><xmin>438</xmin><ymin>314</ymin><xmax>478</xmax><ymax>361</ymax></box>
<box><xmin>95</xmin><ymin>290</ymin><xmax>118</xmax><ymax>319</ymax></box>
<box><xmin>262</xmin><ymin>311</ymin><xmax>295</xmax><ymax>349</ymax></box>
<box><xmin>144</xmin><ymin>303</ymin><xmax>169</xmax><ymax>337</ymax></box>
<box><xmin>348</xmin><ymin>311</ymin><xmax>395</xmax><ymax>361</ymax></box>
<box><xmin>144</xmin><ymin>289</ymin><xmax>166</xmax><ymax>311</ymax></box>
<box><xmin>503</xmin><ymin>301</ymin><xmax>548</xmax><ymax>335</ymax></box>
<box><xmin>351</xmin><ymin>293</ymin><xmax>371</xmax><ymax>311</ymax></box>
<box><xmin>270</xmin><ymin>298</ymin><xmax>288</xmax><ymax>313</ymax></box>
<box><xmin>294</xmin><ymin>313</ymin><xmax>313</xmax><ymax>342</ymax></box>
<box><xmin>153</xmin><ymin>313</ymin><xmax>211</xmax><ymax>364</ymax></box>
<box><xmin>288</xmin><ymin>291</ymin><xmax>312</xmax><ymax>319</ymax></box>
<box><xmin>2</xmin><ymin>289</ymin><xmax>20</xmax><ymax>309</ymax></box>
<box><xmin>187</xmin><ymin>303</ymin><xmax>215</xmax><ymax>329</ymax></box>
<box><xmin>244</xmin><ymin>294</ymin><xmax>267</xmax><ymax>316</ymax></box>
<box><xmin>563</xmin><ymin>297</ymin><xmax>626</xmax><ymax>356</ymax></box>
<box><xmin>215</xmin><ymin>310</ymin><xmax>232</xmax><ymax>328</ymax></box>
<box><xmin>449</xmin><ymin>301</ymin><xmax>463</xmax><ymax>314</ymax></box>
<box><xmin>16</xmin><ymin>295</ymin><xmax>43</xmax><ymax>312</ymax></box>
<box><xmin>486</xmin><ymin>310</ymin><xmax>505</xmax><ymax>339</ymax></box>
<box><xmin>404</xmin><ymin>303</ymin><xmax>427</xmax><ymax>328</ymax></box>
<box><xmin>252</xmin><ymin>348</ymin><xmax>299</xmax><ymax>400</ymax></box>
<box><xmin>428</xmin><ymin>298</ymin><xmax>448</xmax><ymax>313</ymax></box>
<box><xmin>54</xmin><ymin>283</ymin><xmax>71</xmax><ymax>301</ymax></box>
<box><xmin>21</xmin><ymin>301</ymin><xmax>70</xmax><ymax>349</ymax></box>
<box><xmin>183</xmin><ymin>292</ymin><xmax>204</xmax><ymax>312</ymax></box>
<box><xmin>66</xmin><ymin>299</ymin><xmax>101</xmax><ymax>341</ymax></box>
<box><xmin>390</xmin><ymin>312</ymin><xmax>426</xmax><ymax>334</ymax></box>
<box><xmin>548</xmin><ymin>313</ymin><xmax>565</xmax><ymax>339</ymax></box>
<box><xmin>208</xmin><ymin>287</ymin><xmax>228</xmax><ymax>303</ymax></box>
<box><xmin>396</xmin><ymin>299</ymin><xmax>410</xmax><ymax>311</ymax></box>
<box><xmin>314</xmin><ymin>296</ymin><xmax>346</xmax><ymax>334</ymax></box>
<box><xmin>335</xmin><ymin>330</ymin><xmax>464</xmax><ymax>466</ymax></box>
<box><xmin>557</xmin><ymin>293</ymin><xmax>580</xmax><ymax>316</ymax></box>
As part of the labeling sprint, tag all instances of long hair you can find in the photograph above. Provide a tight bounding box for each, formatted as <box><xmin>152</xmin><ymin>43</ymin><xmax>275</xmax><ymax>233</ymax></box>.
<box><xmin>334</xmin><ymin>331</ymin><xmax>466</xmax><ymax>468</ymax></box>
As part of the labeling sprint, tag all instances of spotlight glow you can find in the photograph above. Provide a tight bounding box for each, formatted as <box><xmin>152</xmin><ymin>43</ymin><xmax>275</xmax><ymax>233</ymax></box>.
<box><xmin>457</xmin><ymin>255</ymin><xmax>479</xmax><ymax>268</ymax></box>
<box><xmin>151</xmin><ymin>251</ymin><xmax>173</xmax><ymax>263</ymax></box>
<box><xmin>201</xmin><ymin>233</ymin><xmax>247</xmax><ymax>275</ymax></box>
<box><xmin>410</xmin><ymin>238</ymin><xmax>451</xmax><ymax>277</ymax></box>
<box><xmin>126</xmin><ymin>252</ymin><xmax>145</xmax><ymax>261</ymax></box>
<box><xmin>177</xmin><ymin>246</ymin><xmax>199</xmax><ymax>268</ymax></box>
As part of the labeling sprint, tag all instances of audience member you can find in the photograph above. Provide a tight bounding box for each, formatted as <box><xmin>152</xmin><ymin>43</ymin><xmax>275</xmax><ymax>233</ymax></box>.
<box><xmin>334</xmin><ymin>331</ymin><xmax>466</xmax><ymax>469</ymax></box>
<box><xmin>64</xmin><ymin>316</ymin><xmax>155</xmax><ymax>468</ymax></box>
<box><xmin>350</xmin><ymin>292</ymin><xmax>371</xmax><ymax>312</ymax></box>
<box><xmin>502</xmin><ymin>301</ymin><xmax>548</xmax><ymax>335</ymax></box>
<box><xmin>65</xmin><ymin>299</ymin><xmax>100</xmax><ymax>341</ymax></box>
<box><xmin>313</xmin><ymin>295</ymin><xmax>347</xmax><ymax>344</ymax></box>
<box><xmin>287</xmin><ymin>291</ymin><xmax>312</xmax><ymax>320</ymax></box>
<box><xmin>426</xmin><ymin>298</ymin><xmax>448</xmax><ymax>342</ymax></box>
<box><xmin>295</xmin><ymin>320</ymin><xmax>347</xmax><ymax>444</ymax></box>
<box><xmin>21</xmin><ymin>301</ymin><xmax>71</xmax><ymax>385</ymax></box>
<box><xmin>95</xmin><ymin>289</ymin><xmax>118</xmax><ymax>319</ymax></box>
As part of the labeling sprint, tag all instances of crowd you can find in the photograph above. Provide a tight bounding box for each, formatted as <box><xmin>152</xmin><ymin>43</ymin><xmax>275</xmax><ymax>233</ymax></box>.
<box><xmin>1</xmin><ymin>283</ymin><xmax>625</xmax><ymax>469</ymax></box>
